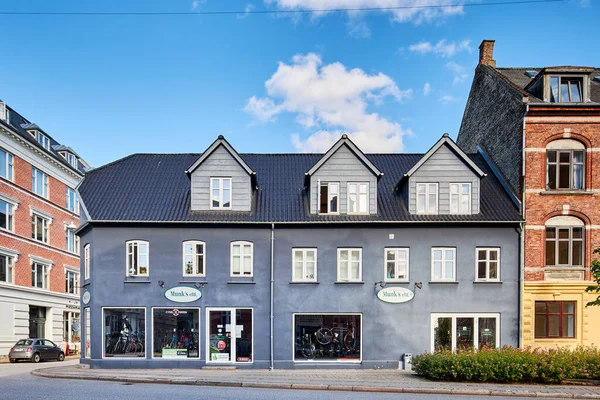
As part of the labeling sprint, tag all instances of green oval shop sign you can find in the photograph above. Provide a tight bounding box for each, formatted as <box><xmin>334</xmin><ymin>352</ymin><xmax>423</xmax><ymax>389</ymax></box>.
<box><xmin>165</xmin><ymin>286</ymin><xmax>202</xmax><ymax>303</ymax></box>
<box><xmin>377</xmin><ymin>287</ymin><xmax>414</xmax><ymax>304</ymax></box>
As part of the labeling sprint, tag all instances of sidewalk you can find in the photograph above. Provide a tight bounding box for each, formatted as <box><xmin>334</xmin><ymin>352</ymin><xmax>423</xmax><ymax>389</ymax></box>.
<box><xmin>32</xmin><ymin>365</ymin><xmax>600</xmax><ymax>398</ymax></box>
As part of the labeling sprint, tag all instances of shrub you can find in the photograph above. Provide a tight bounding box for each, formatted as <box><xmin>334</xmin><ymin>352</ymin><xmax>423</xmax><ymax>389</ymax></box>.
<box><xmin>413</xmin><ymin>345</ymin><xmax>600</xmax><ymax>383</ymax></box>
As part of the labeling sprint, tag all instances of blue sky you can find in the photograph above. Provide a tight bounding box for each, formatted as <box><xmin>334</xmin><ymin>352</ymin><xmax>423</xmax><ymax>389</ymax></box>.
<box><xmin>0</xmin><ymin>0</ymin><xmax>597</xmax><ymax>167</ymax></box>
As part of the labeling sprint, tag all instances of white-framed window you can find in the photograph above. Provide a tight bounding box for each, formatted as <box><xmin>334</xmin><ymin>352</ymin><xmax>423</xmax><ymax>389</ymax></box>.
<box><xmin>0</xmin><ymin>253</ymin><xmax>14</xmax><ymax>284</ymax></box>
<box><xmin>476</xmin><ymin>248</ymin><xmax>500</xmax><ymax>282</ymax></box>
<box><xmin>65</xmin><ymin>269</ymin><xmax>79</xmax><ymax>295</ymax></box>
<box><xmin>347</xmin><ymin>182</ymin><xmax>369</xmax><ymax>214</ymax></box>
<box><xmin>450</xmin><ymin>183</ymin><xmax>471</xmax><ymax>214</ymax></box>
<box><xmin>294</xmin><ymin>313</ymin><xmax>361</xmax><ymax>362</ymax></box>
<box><xmin>337</xmin><ymin>248</ymin><xmax>362</xmax><ymax>282</ymax></box>
<box><xmin>231</xmin><ymin>241</ymin><xmax>253</xmax><ymax>277</ymax></box>
<box><xmin>0</xmin><ymin>147</ymin><xmax>14</xmax><ymax>181</ymax></box>
<box><xmin>32</xmin><ymin>213</ymin><xmax>49</xmax><ymax>243</ymax></box>
<box><xmin>32</xmin><ymin>262</ymin><xmax>50</xmax><ymax>289</ymax></box>
<box><xmin>66</xmin><ymin>228</ymin><xmax>79</xmax><ymax>254</ymax></box>
<box><xmin>416</xmin><ymin>183</ymin><xmax>438</xmax><ymax>214</ymax></box>
<box><xmin>84</xmin><ymin>307</ymin><xmax>91</xmax><ymax>359</ymax></box>
<box><xmin>319</xmin><ymin>182</ymin><xmax>339</xmax><ymax>214</ymax></box>
<box><xmin>84</xmin><ymin>244</ymin><xmax>90</xmax><ymax>280</ymax></box>
<box><xmin>66</xmin><ymin>153</ymin><xmax>78</xmax><ymax>168</ymax></box>
<box><xmin>152</xmin><ymin>307</ymin><xmax>200</xmax><ymax>359</ymax></box>
<box><xmin>431</xmin><ymin>247</ymin><xmax>456</xmax><ymax>281</ymax></box>
<box><xmin>210</xmin><ymin>177</ymin><xmax>232</xmax><ymax>209</ymax></box>
<box><xmin>0</xmin><ymin>199</ymin><xmax>15</xmax><ymax>232</ymax></box>
<box><xmin>102</xmin><ymin>307</ymin><xmax>146</xmax><ymax>359</ymax></box>
<box><xmin>183</xmin><ymin>240</ymin><xmax>206</xmax><ymax>277</ymax></box>
<box><xmin>431</xmin><ymin>313</ymin><xmax>500</xmax><ymax>352</ymax></box>
<box><xmin>385</xmin><ymin>248</ymin><xmax>409</xmax><ymax>282</ymax></box>
<box><xmin>126</xmin><ymin>240</ymin><xmax>149</xmax><ymax>277</ymax></box>
<box><xmin>66</xmin><ymin>187</ymin><xmax>79</xmax><ymax>213</ymax></box>
<box><xmin>206</xmin><ymin>308</ymin><xmax>253</xmax><ymax>363</ymax></box>
<box><xmin>292</xmin><ymin>248</ymin><xmax>317</xmax><ymax>282</ymax></box>
<box><xmin>32</xmin><ymin>167</ymin><xmax>49</xmax><ymax>198</ymax></box>
<box><xmin>36</xmin><ymin>132</ymin><xmax>51</xmax><ymax>150</ymax></box>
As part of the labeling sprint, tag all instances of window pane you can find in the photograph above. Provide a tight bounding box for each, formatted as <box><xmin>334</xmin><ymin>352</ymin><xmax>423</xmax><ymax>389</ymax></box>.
<box><xmin>444</xmin><ymin>261</ymin><xmax>454</xmax><ymax>279</ymax></box>
<box><xmin>560</xmin><ymin>81</ymin><xmax>570</xmax><ymax>102</ymax></box>
<box><xmin>489</xmin><ymin>261</ymin><xmax>498</xmax><ymax>279</ymax></box>
<box><xmin>339</xmin><ymin>251</ymin><xmax>348</xmax><ymax>261</ymax></box>
<box><xmin>232</xmin><ymin>257</ymin><xmax>240</xmax><ymax>274</ymax></box>
<box><xmin>417</xmin><ymin>194</ymin><xmax>426</xmax><ymax>213</ymax></box>
<box><xmin>433</xmin><ymin>250</ymin><xmax>442</xmax><ymax>261</ymax></box>
<box><xmin>535</xmin><ymin>314</ymin><xmax>546</xmax><ymax>338</ymax></box>
<box><xmin>477</xmin><ymin>261</ymin><xmax>487</xmax><ymax>279</ymax></box>
<box><xmin>558</xmin><ymin>241</ymin><xmax>569</xmax><ymax>265</ymax></box>
<box><xmin>351</xmin><ymin>251</ymin><xmax>360</xmax><ymax>262</ymax></box>
<box><xmin>212</xmin><ymin>190</ymin><xmax>220</xmax><ymax>208</ymax></box>
<box><xmin>243</xmin><ymin>256</ymin><xmax>251</xmax><ymax>275</ymax></box>
<box><xmin>563</xmin><ymin>302</ymin><xmax>574</xmax><ymax>314</ymax></box>
<box><xmin>350</xmin><ymin>262</ymin><xmax>360</xmax><ymax>279</ymax></box>
<box><xmin>546</xmin><ymin>227</ymin><xmax>556</xmax><ymax>239</ymax></box>
<box><xmin>386</xmin><ymin>250</ymin><xmax>395</xmax><ymax>261</ymax></box>
<box><xmin>417</xmin><ymin>184</ymin><xmax>425</xmax><ymax>194</ymax></box>
<box><xmin>236</xmin><ymin>309</ymin><xmax>253</xmax><ymax>362</ymax></box>
<box><xmin>433</xmin><ymin>261</ymin><xmax>442</xmax><ymax>280</ymax></box>
<box><xmin>104</xmin><ymin>309</ymin><xmax>145</xmax><ymax>358</ymax></box>
<box><xmin>548</xmin><ymin>315</ymin><xmax>560</xmax><ymax>336</ymax></box>
<box><xmin>306</xmin><ymin>262</ymin><xmax>315</xmax><ymax>279</ymax></box>
<box><xmin>232</xmin><ymin>245</ymin><xmax>240</xmax><ymax>255</ymax></box>
<box><xmin>386</xmin><ymin>262</ymin><xmax>395</xmax><ymax>279</ymax></box>
<box><xmin>489</xmin><ymin>250</ymin><xmax>498</xmax><ymax>261</ymax></box>
<box><xmin>570</xmin><ymin>81</ymin><xmax>581</xmax><ymax>102</ymax></box>
<box><xmin>548</xmin><ymin>303</ymin><xmax>560</xmax><ymax>313</ymax></box>
<box><xmin>478</xmin><ymin>318</ymin><xmax>496</xmax><ymax>348</ymax></box>
<box><xmin>477</xmin><ymin>250</ymin><xmax>486</xmax><ymax>260</ymax></box>
<box><xmin>153</xmin><ymin>308</ymin><xmax>199</xmax><ymax>359</ymax></box>
<box><xmin>562</xmin><ymin>315</ymin><xmax>574</xmax><ymax>337</ymax></box>
<box><xmin>339</xmin><ymin>262</ymin><xmax>348</xmax><ymax>280</ymax></box>
<box><xmin>547</xmin><ymin>151</ymin><xmax>557</xmax><ymax>163</ymax></box>
<box><xmin>572</xmin><ymin>240</ymin><xmax>582</xmax><ymax>266</ymax></box>
<box><xmin>319</xmin><ymin>185</ymin><xmax>328</xmax><ymax>213</ymax></box>
<box><xmin>456</xmin><ymin>318</ymin><xmax>474</xmax><ymax>350</ymax></box>
<box><xmin>434</xmin><ymin>317</ymin><xmax>452</xmax><ymax>351</ymax></box>
<box><xmin>294</xmin><ymin>314</ymin><xmax>361</xmax><ymax>361</ymax></box>
<box><xmin>550</xmin><ymin>77</ymin><xmax>559</xmax><ymax>102</ymax></box>
<box><xmin>547</xmin><ymin>163</ymin><xmax>557</xmax><ymax>186</ymax></box>
<box><xmin>559</xmin><ymin>152</ymin><xmax>571</xmax><ymax>163</ymax></box>
<box><xmin>243</xmin><ymin>245</ymin><xmax>252</xmax><ymax>255</ymax></box>
<box><xmin>445</xmin><ymin>250</ymin><xmax>454</xmax><ymax>260</ymax></box>
<box><xmin>223</xmin><ymin>179</ymin><xmax>230</xmax><ymax>189</ymax></box>
<box><xmin>558</xmin><ymin>165</ymin><xmax>570</xmax><ymax>188</ymax></box>
<box><xmin>222</xmin><ymin>189</ymin><xmax>231</xmax><ymax>208</ymax></box>
<box><xmin>212</xmin><ymin>179</ymin><xmax>219</xmax><ymax>189</ymax></box>
<box><xmin>572</xmin><ymin>227</ymin><xmax>582</xmax><ymax>239</ymax></box>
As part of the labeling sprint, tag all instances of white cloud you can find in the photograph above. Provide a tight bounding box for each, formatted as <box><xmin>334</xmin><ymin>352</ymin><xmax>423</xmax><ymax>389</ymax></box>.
<box><xmin>265</xmin><ymin>0</ymin><xmax>465</xmax><ymax>25</ymax></box>
<box><xmin>438</xmin><ymin>95</ymin><xmax>458</xmax><ymax>104</ymax></box>
<box><xmin>423</xmin><ymin>82</ymin><xmax>431</xmax><ymax>96</ymax></box>
<box><xmin>244</xmin><ymin>53</ymin><xmax>413</xmax><ymax>153</ymax></box>
<box><xmin>238</xmin><ymin>3</ymin><xmax>255</xmax><ymax>18</ymax></box>
<box><xmin>191</xmin><ymin>0</ymin><xmax>203</xmax><ymax>10</ymax></box>
<box><xmin>446</xmin><ymin>61</ymin><xmax>469</xmax><ymax>85</ymax></box>
<box><xmin>409</xmin><ymin>39</ymin><xmax>471</xmax><ymax>58</ymax></box>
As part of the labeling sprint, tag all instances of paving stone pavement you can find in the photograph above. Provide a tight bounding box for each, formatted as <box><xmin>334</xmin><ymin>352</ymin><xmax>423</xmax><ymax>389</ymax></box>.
<box><xmin>31</xmin><ymin>365</ymin><xmax>600</xmax><ymax>398</ymax></box>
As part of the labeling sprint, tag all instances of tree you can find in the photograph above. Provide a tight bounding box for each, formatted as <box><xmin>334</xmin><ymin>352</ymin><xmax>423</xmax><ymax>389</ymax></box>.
<box><xmin>585</xmin><ymin>248</ymin><xmax>600</xmax><ymax>307</ymax></box>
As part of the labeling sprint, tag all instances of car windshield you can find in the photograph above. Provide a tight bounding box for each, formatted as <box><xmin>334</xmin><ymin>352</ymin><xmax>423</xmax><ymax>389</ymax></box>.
<box><xmin>16</xmin><ymin>339</ymin><xmax>33</xmax><ymax>346</ymax></box>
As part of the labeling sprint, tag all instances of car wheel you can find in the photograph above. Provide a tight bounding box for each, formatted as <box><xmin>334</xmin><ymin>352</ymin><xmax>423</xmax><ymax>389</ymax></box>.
<box><xmin>32</xmin><ymin>353</ymin><xmax>41</xmax><ymax>363</ymax></box>
<box><xmin>57</xmin><ymin>352</ymin><xmax>65</xmax><ymax>361</ymax></box>
<box><xmin>9</xmin><ymin>359</ymin><xmax>16</xmax><ymax>363</ymax></box>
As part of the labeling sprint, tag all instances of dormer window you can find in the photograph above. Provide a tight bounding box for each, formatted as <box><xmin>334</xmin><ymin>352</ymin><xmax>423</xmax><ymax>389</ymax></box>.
<box><xmin>210</xmin><ymin>177</ymin><xmax>232</xmax><ymax>209</ymax></box>
<box><xmin>29</xmin><ymin>130</ymin><xmax>51</xmax><ymax>151</ymax></box>
<box><xmin>416</xmin><ymin>183</ymin><xmax>438</xmax><ymax>214</ymax></box>
<box><xmin>549</xmin><ymin>76</ymin><xmax>583</xmax><ymax>103</ymax></box>
<box><xmin>347</xmin><ymin>182</ymin><xmax>368</xmax><ymax>214</ymax></box>
<box><xmin>319</xmin><ymin>182</ymin><xmax>339</xmax><ymax>214</ymax></box>
<box><xmin>60</xmin><ymin>151</ymin><xmax>78</xmax><ymax>168</ymax></box>
<box><xmin>449</xmin><ymin>183</ymin><xmax>471</xmax><ymax>214</ymax></box>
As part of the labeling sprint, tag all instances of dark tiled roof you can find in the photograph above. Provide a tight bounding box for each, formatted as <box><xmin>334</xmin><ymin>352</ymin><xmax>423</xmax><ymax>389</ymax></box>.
<box><xmin>78</xmin><ymin>153</ymin><xmax>521</xmax><ymax>224</ymax></box>
<box><xmin>496</xmin><ymin>67</ymin><xmax>600</xmax><ymax>104</ymax></box>
<box><xmin>0</xmin><ymin>106</ymin><xmax>87</xmax><ymax>174</ymax></box>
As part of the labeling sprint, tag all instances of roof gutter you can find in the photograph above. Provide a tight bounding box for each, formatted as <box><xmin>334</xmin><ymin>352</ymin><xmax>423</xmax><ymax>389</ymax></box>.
<box><xmin>518</xmin><ymin>98</ymin><xmax>530</xmax><ymax>349</ymax></box>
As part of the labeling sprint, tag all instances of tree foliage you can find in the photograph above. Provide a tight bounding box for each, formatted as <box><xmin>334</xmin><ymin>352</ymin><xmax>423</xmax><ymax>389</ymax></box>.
<box><xmin>585</xmin><ymin>248</ymin><xmax>600</xmax><ymax>307</ymax></box>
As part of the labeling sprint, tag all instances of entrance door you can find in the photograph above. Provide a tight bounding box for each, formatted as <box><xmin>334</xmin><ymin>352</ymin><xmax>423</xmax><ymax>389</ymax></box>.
<box><xmin>29</xmin><ymin>306</ymin><xmax>46</xmax><ymax>338</ymax></box>
<box><xmin>207</xmin><ymin>308</ymin><xmax>253</xmax><ymax>363</ymax></box>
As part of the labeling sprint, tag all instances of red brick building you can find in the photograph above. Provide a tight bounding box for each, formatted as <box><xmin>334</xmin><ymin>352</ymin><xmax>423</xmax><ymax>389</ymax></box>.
<box><xmin>458</xmin><ymin>41</ymin><xmax>600</xmax><ymax>348</ymax></box>
<box><xmin>0</xmin><ymin>100</ymin><xmax>87</xmax><ymax>356</ymax></box>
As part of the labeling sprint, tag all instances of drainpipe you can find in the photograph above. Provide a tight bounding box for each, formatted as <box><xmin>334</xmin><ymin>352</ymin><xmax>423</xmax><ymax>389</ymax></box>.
<box><xmin>270</xmin><ymin>223</ymin><xmax>275</xmax><ymax>370</ymax></box>
<box><xmin>519</xmin><ymin>99</ymin><xmax>530</xmax><ymax>348</ymax></box>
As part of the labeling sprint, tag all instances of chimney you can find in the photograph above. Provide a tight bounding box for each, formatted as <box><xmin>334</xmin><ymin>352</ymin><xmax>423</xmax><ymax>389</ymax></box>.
<box><xmin>478</xmin><ymin>40</ymin><xmax>496</xmax><ymax>68</ymax></box>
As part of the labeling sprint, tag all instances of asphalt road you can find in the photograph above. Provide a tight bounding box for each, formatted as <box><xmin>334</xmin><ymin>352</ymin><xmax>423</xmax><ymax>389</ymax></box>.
<box><xmin>0</xmin><ymin>368</ymin><xmax>572</xmax><ymax>400</ymax></box>
<box><xmin>0</xmin><ymin>358</ymin><xmax>78</xmax><ymax>378</ymax></box>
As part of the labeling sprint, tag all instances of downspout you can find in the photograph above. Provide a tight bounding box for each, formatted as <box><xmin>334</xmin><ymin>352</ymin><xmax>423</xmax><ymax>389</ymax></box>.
<box><xmin>270</xmin><ymin>223</ymin><xmax>275</xmax><ymax>370</ymax></box>
<box><xmin>519</xmin><ymin>99</ymin><xmax>529</xmax><ymax>348</ymax></box>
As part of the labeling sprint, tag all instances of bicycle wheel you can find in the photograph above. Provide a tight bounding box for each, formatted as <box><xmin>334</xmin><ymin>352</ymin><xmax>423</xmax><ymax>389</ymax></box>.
<box><xmin>343</xmin><ymin>331</ymin><xmax>355</xmax><ymax>351</ymax></box>
<box><xmin>301</xmin><ymin>345</ymin><xmax>314</xmax><ymax>359</ymax></box>
<box><xmin>315</xmin><ymin>328</ymin><xmax>333</xmax><ymax>345</ymax></box>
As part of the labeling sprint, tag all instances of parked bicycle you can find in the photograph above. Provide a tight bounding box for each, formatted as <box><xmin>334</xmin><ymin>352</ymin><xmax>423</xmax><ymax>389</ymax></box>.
<box><xmin>315</xmin><ymin>324</ymin><xmax>357</xmax><ymax>353</ymax></box>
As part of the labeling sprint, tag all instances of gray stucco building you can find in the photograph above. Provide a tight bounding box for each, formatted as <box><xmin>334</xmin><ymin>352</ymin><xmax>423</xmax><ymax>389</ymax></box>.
<box><xmin>76</xmin><ymin>134</ymin><xmax>521</xmax><ymax>369</ymax></box>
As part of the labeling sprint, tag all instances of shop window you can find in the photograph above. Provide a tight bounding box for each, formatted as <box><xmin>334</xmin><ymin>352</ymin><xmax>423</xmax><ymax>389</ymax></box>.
<box><xmin>126</xmin><ymin>240</ymin><xmax>149</xmax><ymax>277</ymax></box>
<box><xmin>476</xmin><ymin>248</ymin><xmax>500</xmax><ymax>282</ymax></box>
<box><xmin>31</xmin><ymin>167</ymin><xmax>49</xmax><ymax>198</ymax></box>
<box><xmin>210</xmin><ymin>177</ymin><xmax>232</xmax><ymax>209</ymax></box>
<box><xmin>292</xmin><ymin>248</ymin><xmax>317</xmax><ymax>282</ymax></box>
<box><xmin>31</xmin><ymin>262</ymin><xmax>49</xmax><ymax>289</ymax></box>
<box><xmin>152</xmin><ymin>308</ymin><xmax>199</xmax><ymax>359</ymax></box>
<box><xmin>32</xmin><ymin>213</ymin><xmax>49</xmax><ymax>243</ymax></box>
<box><xmin>294</xmin><ymin>314</ymin><xmax>361</xmax><ymax>362</ymax></box>
<box><xmin>416</xmin><ymin>183</ymin><xmax>438</xmax><ymax>214</ymax></box>
<box><xmin>432</xmin><ymin>313</ymin><xmax>499</xmax><ymax>352</ymax></box>
<box><xmin>545</xmin><ymin>216</ymin><xmax>584</xmax><ymax>267</ymax></box>
<box><xmin>0</xmin><ymin>253</ymin><xmax>14</xmax><ymax>284</ymax></box>
<box><xmin>65</xmin><ymin>269</ymin><xmax>79</xmax><ymax>295</ymax></box>
<box><xmin>85</xmin><ymin>307</ymin><xmax>91</xmax><ymax>359</ymax></box>
<box><xmin>0</xmin><ymin>199</ymin><xmax>15</xmax><ymax>231</ymax></box>
<box><xmin>207</xmin><ymin>308</ymin><xmax>253</xmax><ymax>363</ymax></box>
<box><xmin>347</xmin><ymin>182</ymin><xmax>368</xmax><ymax>214</ymax></box>
<box><xmin>319</xmin><ymin>182</ymin><xmax>339</xmax><ymax>214</ymax></box>
<box><xmin>230</xmin><ymin>241</ymin><xmax>253</xmax><ymax>277</ymax></box>
<box><xmin>0</xmin><ymin>147</ymin><xmax>14</xmax><ymax>180</ymax></box>
<box><xmin>337</xmin><ymin>248</ymin><xmax>362</xmax><ymax>282</ymax></box>
<box><xmin>449</xmin><ymin>183</ymin><xmax>471</xmax><ymax>214</ymax></box>
<box><xmin>63</xmin><ymin>311</ymin><xmax>81</xmax><ymax>345</ymax></box>
<box><xmin>385</xmin><ymin>248</ymin><xmax>409</xmax><ymax>282</ymax></box>
<box><xmin>183</xmin><ymin>241</ymin><xmax>205</xmax><ymax>277</ymax></box>
<box><xmin>103</xmin><ymin>308</ymin><xmax>146</xmax><ymax>358</ymax></box>
<box><xmin>535</xmin><ymin>301</ymin><xmax>575</xmax><ymax>338</ymax></box>
<box><xmin>431</xmin><ymin>247</ymin><xmax>456</xmax><ymax>282</ymax></box>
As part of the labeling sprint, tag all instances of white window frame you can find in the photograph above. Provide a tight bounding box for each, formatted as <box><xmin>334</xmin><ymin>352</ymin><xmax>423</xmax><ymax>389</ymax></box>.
<box><xmin>416</xmin><ymin>183</ymin><xmax>438</xmax><ymax>214</ymax></box>
<box><xmin>384</xmin><ymin>247</ymin><xmax>410</xmax><ymax>282</ymax></box>
<box><xmin>32</xmin><ymin>213</ymin><xmax>50</xmax><ymax>243</ymax></box>
<box><xmin>0</xmin><ymin>147</ymin><xmax>14</xmax><ymax>181</ymax></box>
<box><xmin>292</xmin><ymin>248</ymin><xmax>317</xmax><ymax>282</ymax></box>
<box><xmin>430</xmin><ymin>313</ymin><xmax>500</xmax><ymax>352</ymax></box>
<box><xmin>431</xmin><ymin>247</ymin><xmax>456</xmax><ymax>282</ymax></box>
<box><xmin>337</xmin><ymin>248</ymin><xmax>362</xmax><ymax>282</ymax></box>
<box><xmin>347</xmin><ymin>182</ymin><xmax>369</xmax><ymax>215</ymax></box>
<box><xmin>0</xmin><ymin>252</ymin><xmax>15</xmax><ymax>284</ymax></box>
<box><xmin>205</xmin><ymin>307</ymin><xmax>253</xmax><ymax>364</ymax></box>
<box><xmin>36</xmin><ymin>132</ymin><xmax>51</xmax><ymax>150</ymax></box>
<box><xmin>126</xmin><ymin>240</ymin><xmax>149</xmax><ymax>277</ymax></box>
<box><xmin>183</xmin><ymin>240</ymin><xmax>206</xmax><ymax>277</ymax></box>
<box><xmin>84</xmin><ymin>307</ymin><xmax>91</xmax><ymax>359</ymax></box>
<box><xmin>65</xmin><ymin>152</ymin><xmax>78</xmax><ymax>168</ymax></box>
<box><xmin>0</xmin><ymin>198</ymin><xmax>16</xmax><ymax>232</ymax></box>
<box><xmin>230</xmin><ymin>241</ymin><xmax>253</xmax><ymax>277</ymax></box>
<box><xmin>66</xmin><ymin>227</ymin><xmax>79</xmax><ymax>254</ymax></box>
<box><xmin>32</xmin><ymin>262</ymin><xmax>50</xmax><ymax>290</ymax></box>
<box><xmin>449</xmin><ymin>183</ymin><xmax>472</xmax><ymax>214</ymax></box>
<box><xmin>318</xmin><ymin>181</ymin><xmax>340</xmax><ymax>215</ymax></box>
<box><xmin>151</xmin><ymin>307</ymin><xmax>201</xmax><ymax>360</ymax></box>
<box><xmin>475</xmin><ymin>247</ymin><xmax>500</xmax><ymax>282</ymax></box>
<box><xmin>66</xmin><ymin>187</ymin><xmax>79</xmax><ymax>213</ymax></box>
<box><xmin>31</xmin><ymin>167</ymin><xmax>49</xmax><ymax>198</ymax></box>
<box><xmin>65</xmin><ymin>268</ymin><xmax>79</xmax><ymax>295</ymax></box>
<box><xmin>101</xmin><ymin>307</ymin><xmax>147</xmax><ymax>360</ymax></box>
<box><xmin>84</xmin><ymin>244</ymin><xmax>90</xmax><ymax>280</ymax></box>
<box><xmin>210</xmin><ymin>177</ymin><xmax>232</xmax><ymax>210</ymax></box>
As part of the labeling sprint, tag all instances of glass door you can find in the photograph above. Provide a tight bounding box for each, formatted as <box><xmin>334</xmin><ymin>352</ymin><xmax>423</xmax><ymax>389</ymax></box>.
<box><xmin>207</xmin><ymin>308</ymin><xmax>253</xmax><ymax>363</ymax></box>
<box><xmin>208</xmin><ymin>310</ymin><xmax>232</xmax><ymax>362</ymax></box>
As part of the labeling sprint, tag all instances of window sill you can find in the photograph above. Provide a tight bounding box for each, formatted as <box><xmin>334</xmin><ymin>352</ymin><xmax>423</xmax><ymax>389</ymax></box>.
<box><xmin>179</xmin><ymin>279</ymin><xmax>207</xmax><ymax>284</ymax></box>
<box><xmin>429</xmin><ymin>281</ymin><xmax>458</xmax><ymax>284</ymax></box>
<box><xmin>227</xmin><ymin>281</ymin><xmax>256</xmax><ymax>284</ymax></box>
<box><xmin>384</xmin><ymin>280</ymin><xmax>410</xmax><ymax>284</ymax></box>
<box><xmin>290</xmin><ymin>281</ymin><xmax>319</xmax><ymax>284</ymax></box>
<box><xmin>335</xmin><ymin>281</ymin><xmax>364</xmax><ymax>284</ymax></box>
<box><xmin>473</xmin><ymin>281</ymin><xmax>502</xmax><ymax>284</ymax></box>
<box><xmin>124</xmin><ymin>277</ymin><xmax>151</xmax><ymax>283</ymax></box>
<box><xmin>540</xmin><ymin>190</ymin><xmax>592</xmax><ymax>196</ymax></box>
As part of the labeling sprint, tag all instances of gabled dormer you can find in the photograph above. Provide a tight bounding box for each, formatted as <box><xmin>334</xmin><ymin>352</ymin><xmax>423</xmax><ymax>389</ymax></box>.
<box><xmin>402</xmin><ymin>134</ymin><xmax>486</xmax><ymax>215</ymax></box>
<box><xmin>186</xmin><ymin>135</ymin><xmax>255</xmax><ymax>212</ymax></box>
<box><xmin>525</xmin><ymin>67</ymin><xmax>594</xmax><ymax>103</ymax></box>
<box><xmin>306</xmin><ymin>135</ymin><xmax>382</xmax><ymax>215</ymax></box>
<box><xmin>21</xmin><ymin>123</ymin><xmax>51</xmax><ymax>151</ymax></box>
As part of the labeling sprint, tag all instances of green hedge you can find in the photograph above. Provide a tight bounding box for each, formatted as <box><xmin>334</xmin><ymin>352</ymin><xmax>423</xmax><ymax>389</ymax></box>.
<box><xmin>413</xmin><ymin>346</ymin><xmax>600</xmax><ymax>383</ymax></box>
